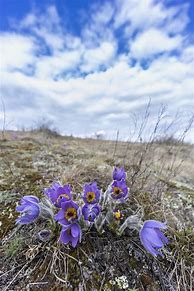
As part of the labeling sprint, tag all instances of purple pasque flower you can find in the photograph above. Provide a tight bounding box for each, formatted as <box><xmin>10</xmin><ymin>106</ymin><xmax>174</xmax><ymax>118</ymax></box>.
<box><xmin>55</xmin><ymin>185</ymin><xmax>72</xmax><ymax>207</ymax></box>
<box><xmin>44</xmin><ymin>182</ymin><xmax>72</xmax><ymax>207</ymax></box>
<box><xmin>111</xmin><ymin>179</ymin><xmax>128</xmax><ymax>200</ymax></box>
<box><xmin>113</xmin><ymin>166</ymin><xmax>126</xmax><ymax>181</ymax></box>
<box><xmin>55</xmin><ymin>200</ymin><xmax>81</xmax><ymax>225</ymax></box>
<box><xmin>59</xmin><ymin>223</ymin><xmax>82</xmax><ymax>248</ymax></box>
<box><xmin>83</xmin><ymin>182</ymin><xmax>100</xmax><ymax>204</ymax></box>
<box><xmin>82</xmin><ymin>204</ymin><xmax>101</xmax><ymax>222</ymax></box>
<box><xmin>139</xmin><ymin>220</ymin><xmax>169</xmax><ymax>257</ymax></box>
<box><xmin>44</xmin><ymin>182</ymin><xmax>61</xmax><ymax>204</ymax></box>
<box><xmin>16</xmin><ymin>195</ymin><xmax>40</xmax><ymax>225</ymax></box>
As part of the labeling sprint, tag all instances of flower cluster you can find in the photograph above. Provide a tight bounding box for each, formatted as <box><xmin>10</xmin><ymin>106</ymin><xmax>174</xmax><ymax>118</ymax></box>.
<box><xmin>111</xmin><ymin>167</ymin><xmax>128</xmax><ymax>201</ymax></box>
<box><xmin>82</xmin><ymin>182</ymin><xmax>101</xmax><ymax>222</ymax></box>
<box><xmin>15</xmin><ymin>166</ymin><xmax>169</xmax><ymax>256</ymax></box>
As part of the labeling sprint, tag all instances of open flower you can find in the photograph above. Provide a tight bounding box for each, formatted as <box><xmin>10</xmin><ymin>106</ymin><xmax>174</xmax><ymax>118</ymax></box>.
<box><xmin>16</xmin><ymin>195</ymin><xmax>40</xmax><ymax>224</ymax></box>
<box><xmin>82</xmin><ymin>204</ymin><xmax>101</xmax><ymax>222</ymax></box>
<box><xmin>54</xmin><ymin>200</ymin><xmax>80</xmax><ymax>225</ymax></box>
<box><xmin>83</xmin><ymin>182</ymin><xmax>100</xmax><ymax>204</ymax></box>
<box><xmin>111</xmin><ymin>179</ymin><xmax>128</xmax><ymax>200</ymax></box>
<box><xmin>55</xmin><ymin>185</ymin><xmax>72</xmax><ymax>207</ymax></box>
<box><xmin>44</xmin><ymin>182</ymin><xmax>72</xmax><ymax>207</ymax></box>
<box><xmin>113</xmin><ymin>167</ymin><xmax>126</xmax><ymax>181</ymax></box>
<box><xmin>59</xmin><ymin>223</ymin><xmax>82</xmax><ymax>248</ymax></box>
<box><xmin>139</xmin><ymin>220</ymin><xmax>169</xmax><ymax>257</ymax></box>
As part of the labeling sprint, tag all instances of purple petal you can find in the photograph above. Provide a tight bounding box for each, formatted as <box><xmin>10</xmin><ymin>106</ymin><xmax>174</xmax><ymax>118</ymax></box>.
<box><xmin>54</xmin><ymin>209</ymin><xmax>64</xmax><ymax>220</ymax></box>
<box><xmin>52</xmin><ymin>182</ymin><xmax>61</xmax><ymax>190</ymax></box>
<box><xmin>143</xmin><ymin>220</ymin><xmax>167</xmax><ymax>229</ymax></box>
<box><xmin>113</xmin><ymin>167</ymin><xmax>126</xmax><ymax>181</ymax></box>
<box><xmin>91</xmin><ymin>182</ymin><xmax>97</xmax><ymax>188</ymax></box>
<box><xmin>60</xmin><ymin>228</ymin><xmax>71</xmax><ymax>244</ymax></box>
<box><xmin>141</xmin><ymin>228</ymin><xmax>164</xmax><ymax>248</ymax></box>
<box><xmin>16</xmin><ymin>204</ymin><xmax>27</xmax><ymax>212</ymax></box>
<box><xmin>84</xmin><ymin>184</ymin><xmax>90</xmax><ymax>193</ymax></box>
<box><xmin>82</xmin><ymin>205</ymin><xmax>88</xmax><ymax>218</ymax></box>
<box><xmin>16</xmin><ymin>214</ymin><xmax>37</xmax><ymax>224</ymax></box>
<box><xmin>57</xmin><ymin>185</ymin><xmax>71</xmax><ymax>195</ymax></box>
<box><xmin>91</xmin><ymin>182</ymin><xmax>98</xmax><ymax>193</ymax></box>
<box><xmin>155</xmin><ymin>229</ymin><xmax>169</xmax><ymax>245</ymax></box>
<box><xmin>140</xmin><ymin>229</ymin><xmax>160</xmax><ymax>256</ymax></box>
<box><xmin>43</xmin><ymin>182</ymin><xmax>61</xmax><ymax>205</ymax></box>
<box><xmin>141</xmin><ymin>237</ymin><xmax>160</xmax><ymax>256</ymax></box>
<box><xmin>22</xmin><ymin>195</ymin><xmax>39</xmax><ymax>203</ymax></box>
<box><xmin>71</xmin><ymin>236</ymin><xmax>79</xmax><ymax>248</ymax></box>
<box><xmin>58</xmin><ymin>218</ymin><xmax>70</xmax><ymax>225</ymax></box>
<box><xmin>92</xmin><ymin>205</ymin><xmax>100</xmax><ymax>215</ymax></box>
<box><xmin>71</xmin><ymin>223</ymin><xmax>80</xmax><ymax>238</ymax></box>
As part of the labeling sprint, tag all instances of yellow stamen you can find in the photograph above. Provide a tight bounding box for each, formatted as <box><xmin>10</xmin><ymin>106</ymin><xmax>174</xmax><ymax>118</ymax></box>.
<box><xmin>65</xmin><ymin>207</ymin><xmax>77</xmax><ymax>220</ymax></box>
<box><xmin>113</xmin><ymin>187</ymin><xmax>122</xmax><ymax>196</ymax></box>
<box><xmin>86</xmin><ymin>191</ymin><xmax>96</xmax><ymax>202</ymax></box>
<box><xmin>114</xmin><ymin>210</ymin><xmax>121</xmax><ymax>220</ymax></box>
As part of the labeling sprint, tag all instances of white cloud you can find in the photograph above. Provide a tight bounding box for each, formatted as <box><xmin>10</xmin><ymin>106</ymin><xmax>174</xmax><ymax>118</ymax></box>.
<box><xmin>114</xmin><ymin>0</ymin><xmax>189</xmax><ymax>35</ymax></box>
<box><xmin>0</xmin><ymin>33</ymin><xmax>37</xmax><ymax>71</ymax></box>
<box><xmin>130</xmin><ymin>29</ymin><xmax>182</xmax><ymax>59</ymax></box>
<box><xmin>0</xmin><ymin>1</ymin><xmax>193</xmax><ymax>141</ymax></box>
<box><xmin>180</xmin><ymin>45</ymin><xmax>194</xmax><ymax>63</ymax></box>
<box><xmin>81</xmin><ymin>41</ymin><xmax>117</xmax><ymax>73</ymax></box>
<box><xmin>81</xmin><ymin>2</ymin><xmax>115</xmax><ymax>48</ymax></box>
<box><xmin>20</xmin><ymin>13</ymin><xmax>37</xmax><ymax>27</ymax></box>
<box><xmin>92</xmin><ymin>1</ymin><xmax>114</xmax><ymax>25</ymax></box>
<box><xmin>19</xmin><ymin>5</ymin><xmax>63</xmax><ymax>54</ymax></box>
<box><xmin>33</xmin><ymin>28</ymin><xmax>65</xmax><ymax>52</ymax></box>
<box><xmin>114</xmin><ymin>0</ymin><xmax>166</xmax><ymax>31</ymax></box>
<box><xmin>1</xmin><ymin>47</ymin><xmax>193</xmax><ymax>138</ymax></box>
<box><xmin>20</xmin><ymin>5</ymin><xmax>61</xmax><ymax>30</ymax></box>
<box><xmin>35</xmin><ymin>50</ymin><xmax>82</xmax><ymax>79</ymax></box>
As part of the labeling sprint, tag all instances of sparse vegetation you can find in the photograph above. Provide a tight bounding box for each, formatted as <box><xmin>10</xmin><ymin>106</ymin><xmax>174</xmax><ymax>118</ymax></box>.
<box><xmin>31</xmin><ymin>118</ymin><xmax>61</xmax><ymax>138</ymax></box>
<box><xmin>0</xmin><ymin>125</ymin><xmax>193</xmax><ymax>290</ymax></box>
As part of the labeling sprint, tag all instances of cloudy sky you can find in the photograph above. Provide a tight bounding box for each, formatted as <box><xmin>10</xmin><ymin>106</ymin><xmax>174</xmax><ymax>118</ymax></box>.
<box><xmin>0</xmin><ymin>0</ymin><xmax>194</xmax><ymax>140</ymax></box>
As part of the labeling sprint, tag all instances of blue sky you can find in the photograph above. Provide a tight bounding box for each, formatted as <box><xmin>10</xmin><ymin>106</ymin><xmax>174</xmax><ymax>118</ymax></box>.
<box><xmin>0</xmin><ymin>0</ymin><xmax>194</xmax><ymax>140</ymax></box>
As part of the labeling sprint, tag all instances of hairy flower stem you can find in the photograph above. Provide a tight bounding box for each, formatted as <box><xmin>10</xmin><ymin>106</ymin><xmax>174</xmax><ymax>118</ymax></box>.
<box><xmin>95</xmin><ymin>213</ymin><xmax>106</xmax><ymax>234</ymax></box>
<box><xmin>102</xmin><ymin>185</ymin><xmax>112</xmax><ymax>208</ymax></box>
<box><xmin>117</xmin><ymin>215</ymin><xmax>142</xmax><ymax>236</ymax></box>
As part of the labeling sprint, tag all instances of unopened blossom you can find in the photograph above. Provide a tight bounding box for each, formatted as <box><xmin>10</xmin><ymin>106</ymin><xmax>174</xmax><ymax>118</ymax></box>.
<box><xmin>54</xmin><ymin>200</ymin><xmax>80</xmax><ymax>225</ymax></box>
<box><xmin>111</xmin><ymin>179</ymin><xmax>128</xmax><ymax>200</ymax></box>
<box><xmin>82</xmin><ymin>204</ymin><xmax>101</xmax><ymax>222</ymax></box>
<box><xmin>44</xmin><ymin>182</ymin><xmax>72</xmax><ymax>207</ymax></box>
<box><xmin>83</xmin><ymin>182</ymin><xmax>100</xmax><ymax>204</ymax></box>
<box><xmin>16</xmin><ymin>195</ymin><xmax>40</xmax><ymax>224</ymax></box>
<box><xmin>44</xmin><ymin>182</ymin><xmax>61</xmax><ymax>204</ymax></box>
<box><xmin>139</xmin><ymin>220</ymin><xmax>169</xmax><ymax>256</ymax></box>
<box><xmin>60</xmin><ymin>223</ymin><xmax>82</xmax><ymax>248</ymax></box>
<box><xmin>37</xmin><ymin>229</ymin><xmax>51</xmax><ymax>242</ymax></box>
<box><xmin>113</xmin><ymin>167</ymin><xmax>126</xmax><ymax>181</ymax></box>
